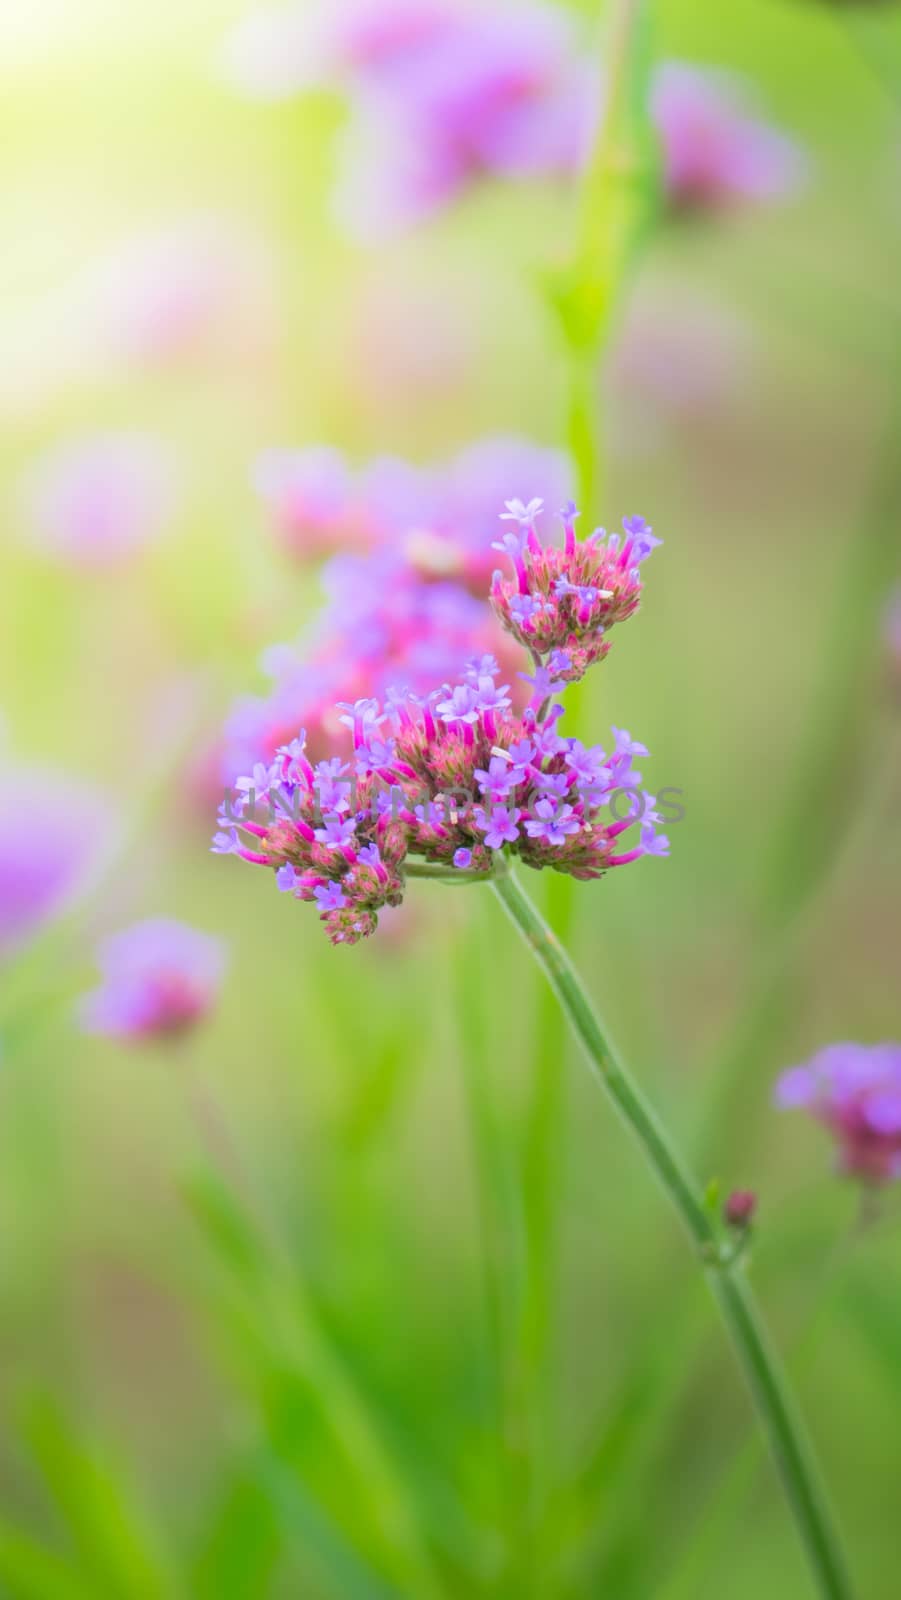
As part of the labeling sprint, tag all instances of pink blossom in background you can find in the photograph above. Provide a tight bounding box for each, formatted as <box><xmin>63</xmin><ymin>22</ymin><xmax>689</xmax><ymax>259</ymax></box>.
<box><xmin>221</xmin><ymin>547</ymin><xmax>517</xmax><ymax>777</ymax></box>
<box><xmin>254</xmin><ymin>447</ymin><xmax>359</xmax><ymax>559</ymax></box>
<box><xmin>429</xmin><ymin>436</ymin><xmax>570</xmax><ymax>591</ymax></box>
<box><xmin>653</xmin><ymin>65</ymin><xmax>806</xmax><ymax>211</ymax></box>
<box><xmin>89</xmin><ymin>217</ymin><xmax>275</xmax><ymax>368</ymax></box>
<box><xmin>224</xmin><ymin>2</ymin><xmax>805</xmax><ymax>235</ymax></box>
<box><xmin>224</xmin><ymin>0</ymin><xmax>582</xmax><ymax>236</ymax></box>
<box><xmin>20</xmin><ymin>433</ymin><xmax>177</xmax><ymax>568</ymax></box>
<box><xmin>775</xmin><ymin>1043</ymin><xmax>901</xmax><ymax>1184</ymax></box>
<box><xmin>78</xmin><ymin>919</ymin><xmax>227</xmax><ymax>1042</ymax></box>
<box><xmin>885</xmin><ymin>585</ymin><xmax>901</xmax><ymax>670</ymax></box>
<box><xmin>0</xmin><ymin>762</ymin><xmax>113</xmax><ymax>957</ymax></box>
<box><xmin>605</xmin><ymin>288</ymin><xmax>751</xmax><ymax>455</ymax></box>
<box><xmin>329</xmin><ymin>3</ymin><xmax>581</xmax><ymax>236</ymax></box>
<box><xmin>254</xmin><ymin>433</ymin><xmax>567</xmax><ymax>585</ymax></box>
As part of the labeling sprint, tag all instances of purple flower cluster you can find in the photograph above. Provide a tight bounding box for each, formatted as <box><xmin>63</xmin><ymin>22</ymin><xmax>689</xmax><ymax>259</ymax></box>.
<box><xmin>214</xmin><ymin>655</ymin><xmax>668</xmax><ymax>945</ymax></box>
<box><xmin>78</xmin><ymin>919</ymin><xmax>227</xmax><ymax>1041</ymax></box>
<box><xmin>224</xmin><ymin>2</ymin><xmax>804</xmax><ymax>236</ymax></box>
<box><xmin>225</xmin><ymin>437</ymin><xmax>568</xmax><ymax>777</ymax></box>
<box><xmin>490</xmin><ymin>500</ymin><xmax>661</xmax><ymax>682</ymax></box>
<box><xmin>775</xmin><ymin>1043</ymin><xmax>901</xmax><ymax>1185</ymax></box>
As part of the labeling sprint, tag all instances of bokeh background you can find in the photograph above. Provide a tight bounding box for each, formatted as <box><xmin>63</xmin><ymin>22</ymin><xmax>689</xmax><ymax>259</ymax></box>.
<box><xmin>1</xmin><ymin>1</ymin><xmax>900</xmax><ymax>1596</ymax></box>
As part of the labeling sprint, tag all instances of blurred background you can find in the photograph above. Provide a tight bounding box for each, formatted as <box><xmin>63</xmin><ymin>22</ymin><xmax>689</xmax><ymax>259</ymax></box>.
<box><xmin>1</xmin><ymin>1</ymin><xmax>900</xmax><ymax>1596</ymax></box>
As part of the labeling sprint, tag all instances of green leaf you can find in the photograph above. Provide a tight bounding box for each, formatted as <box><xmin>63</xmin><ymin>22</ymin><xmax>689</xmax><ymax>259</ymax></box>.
<box><xmin>0</xmin><ymin>1521</ymin><xmax>89</xmax><ymax>1600</ymax></box>
<box><xmin>21</xmin><ymin>1398</ymin><xmax>177</xmax><ymax>1600</ymax></box>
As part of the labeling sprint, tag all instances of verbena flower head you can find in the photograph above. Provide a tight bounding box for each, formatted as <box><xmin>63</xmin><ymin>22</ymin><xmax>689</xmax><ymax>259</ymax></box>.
<box><xmin>20</xmin><ymin>433</ymin><xmax>176</xmax><ymax>567</ymax></box>
<box><xmin>215</xmin><ymin>657</ymin><xmax>668</xmax><ymax>946</ymax></box>
<box><xmin>79</xmin><ymin>919</ymin><xmax>227</xmax><ymax>1041</ymax></box>
<box><xmin>490</xmin><ymin>500</ymin><xmax>661</xmax><ymax>682</ymax></box>
<box><xmin>0</xmin><ymin>761</ymin><xmax>113</xmax><ymax>957</ymax></box>
<box><xmin>775</xmin><ymin>1043</ymin><xmax>901</xmax><ymax>1184</ymax></box>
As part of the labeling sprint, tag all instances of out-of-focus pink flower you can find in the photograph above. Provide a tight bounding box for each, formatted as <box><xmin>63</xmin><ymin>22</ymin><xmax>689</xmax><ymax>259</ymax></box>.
<box><xmin>775</xmin><ymin>1042</ymin><xmax>901</xmax><ymax>1185</ymax></box>
<box><xmin>89</xmin><ymin>217</ymin><xmax>274</xmax><ymax>368</ymax></box>
<box><xmin>20</xmin><ymin>433</ymin><xmax>177</xmax><ymax>568</ymax></box>
<box><xmin>653</xmin><ymin>65</ymin><xmax>806</xmax><ymax>211</ymax></box>
<box><xmin>254</xmin><ymin>433</ymin><xmax>567</xmax><ymax>586</ymax></box>
<box><xmin>0</xmin><ymin>761</ymin><xmax>113</xmax><ymax>957</ymax></box>
<box><xmin>885</xmin><ymin>586</ymin><xmax>901</xmax><ymax>679</ymax></box>
<box><xmin>254</xmin><ymin>447</ymin><xmax>359</xmax><ymax>558</ymax></box>
<box><xmin>221</xmin><ymin>545</ymin><xmax>517</xmax><ymax>775</ymax></box>
<box><xmin>606</xmin><ymin>287</ymin><xmax>751</xmax><ymax>453</ymax></box>
<box><xmin>78</xmin><ymin>919</ymin><xmax>227</xmax><ymax>1042</ymax></box>
<box><xmin>426</xmin><ymin>435</ymin><xmax>570</xmax><ymax>592</ymax></box>
<box><xmin>225</xmin><ymin>4</ymin><xmax>804</xmax><ymax>234</ymax></box>
<box><xmin>225</xmin><ymin>0</ymin><xmax>581</xmax><ymax>236</ymax></box>
<box><xmin>333</xmin><ymin>4</ymin><xmax>581</xmax><ymax>236</ymax></box>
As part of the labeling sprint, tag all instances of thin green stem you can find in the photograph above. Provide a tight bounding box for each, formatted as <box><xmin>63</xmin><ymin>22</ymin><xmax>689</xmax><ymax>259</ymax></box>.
<box><xmin>490</xmin><ymin>866</ymin><xmax>853</xmax><ymax>1600</ymax></box>
<box><xmin>554</xmin><ymin>0</ymin><xmax>658</xmax><ymax>507</ymax></box>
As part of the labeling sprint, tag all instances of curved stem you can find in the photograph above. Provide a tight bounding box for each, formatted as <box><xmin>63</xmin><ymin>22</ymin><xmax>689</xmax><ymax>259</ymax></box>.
<box><xmin>490</xmin><ymin>867</ymin><xmax>853</xmax><ymax>1600</ymax></box>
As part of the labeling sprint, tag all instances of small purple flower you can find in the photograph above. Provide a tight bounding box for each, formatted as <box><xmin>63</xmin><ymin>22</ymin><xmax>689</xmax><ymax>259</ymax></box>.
<box><xmin>277</xmin><ymin>863</ymin><xmax>299</xmax><ymax>892</ymax></box>
<box><xmin>435</xmin><ymin>683</ymin><xmax>481</xmax><ymax>724</ymax></box>
<box><xmin>533</xmin><ymin>770</ymin><xmax>571</xmax><ymax>799</ymax></box>
<box><xmin>453</xmin><ymin>847</ymin><xmax>473</xmax><ymax>869</ymax></box>
<box><xmin>314</xmin><ymin>814</ymin><xmax>357</xmax><ymax>849</ymax></box>
<box><xmin>506</xmin><ymin>738</ymin><xmax>536</xmax><ymax>778</ymax></box>
<box><xmin>314</xmin><ymin>881</ymin><xmax>348</xmax><ymax>912</ymax></box>
<box><xmin>509</xmin><ymin>593</ymin><xmax>541</xmax><ymax>623</ymax></box>
<box><xmin>611</xmin><ymin>727</ymin><xmax>650</xmax><ymax>760</ymax></box>
<box><xmin>414</xmin><ymin>799</ymin><xmax>447</xmax><ymax>828</ymax></box>
<box><xmin>564</xmin><ymin>740</ymin><xmax>607</xmax><ymax>787</ymax></box>
<box><xmin>78</xmin><ymin>919</ymin><xmax>226</xmax><ymax>1041</ymax></box>
<box><xmin>500</xmin><ymin>496</ymin><xmax>544</xmax><ymax>528</ymax></box>
<box><xmin>357</xmin><ymin>843</ymin><xmax>382</xmax><ymax>866</ymax></box>
<box><xmin>355</xmin><ymin>736</ymin><xmax>397</xmax><ymax>776</ymax></box>
<box><xmin>523</xmin><ymin>797</ymin><xmax>580</xmax><ymax>846</ymax></box>
<box><xmin>474</xmin><ymin>755</ymin><xmax>519</xmax><ymax>803</ymax></box>
<box><xmin>517</xmin><ymin>664</ymin><xmax>565</xmax><ymax>709</ymax></box>
<box><xmin>464</xmin><ymin>653</ymin><xmax>500</xmax><ymax>681</ymax></box>
<box><xmin>474</xmin><ymin>804</ymin><xmax>521</xmax><ymax>849</ymax></box>
<box><xmin>622</xmin><ymin>515</ymin><xmax>663</xmax><ymax>563</ymax></box>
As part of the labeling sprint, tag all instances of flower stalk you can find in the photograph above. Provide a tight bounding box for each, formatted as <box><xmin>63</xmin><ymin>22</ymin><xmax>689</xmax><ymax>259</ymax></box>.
<box><xmin>552</xmin><ymin>0</ymin><xmax>659</xmax><ymax>510</ymax></box>
<box><xmin>490</xmin><ymin>861</ymin><xmax>853</xmax><ymax>1600</ymax></box>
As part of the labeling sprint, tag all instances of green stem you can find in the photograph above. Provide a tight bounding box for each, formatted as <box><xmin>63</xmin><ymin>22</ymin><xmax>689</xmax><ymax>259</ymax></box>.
<box><xmin>556</xmin><ymin>0</ymin><xmax>658</xmax><ymax>507</ymax></box>
<box><xmin>490</xmin><ymin>865</ymin><xmax>853</xmax><ymax>1600</ymax></box>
